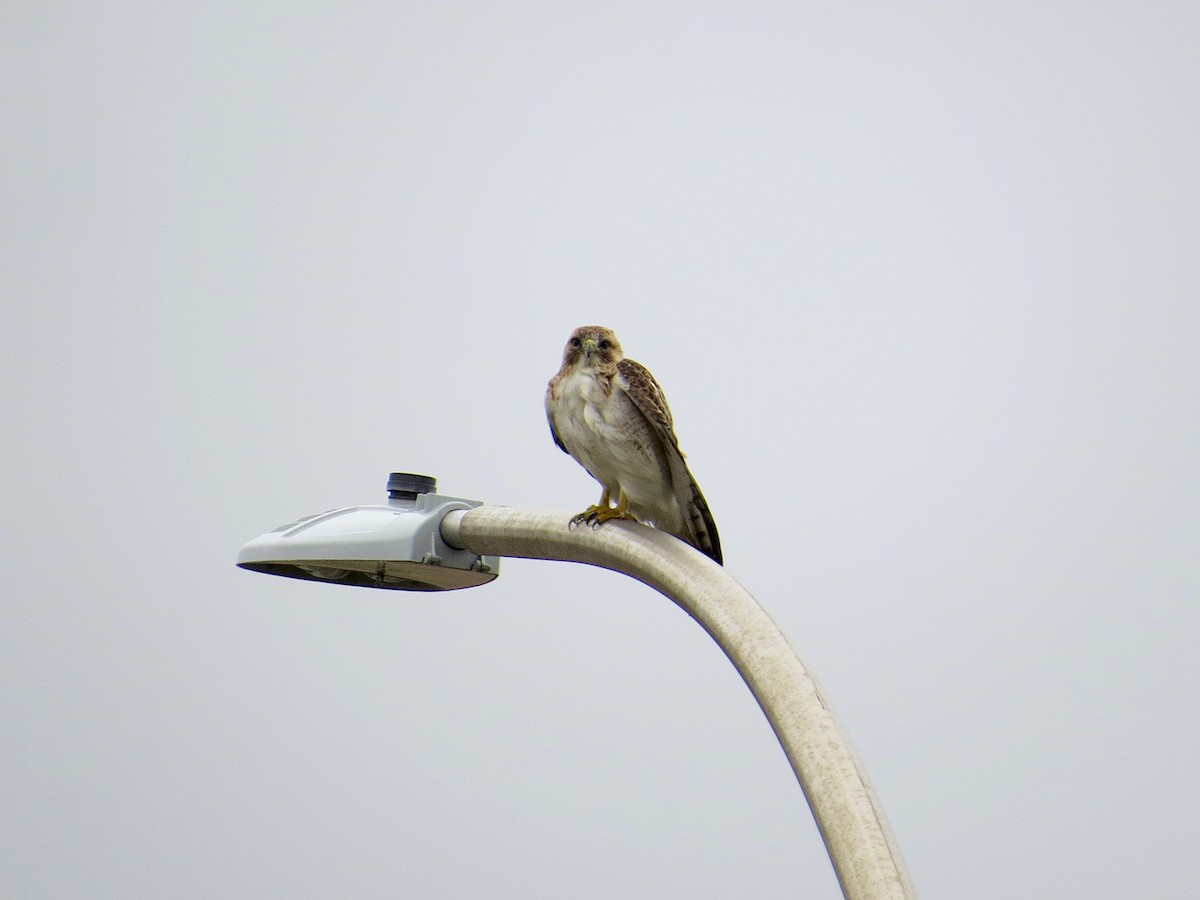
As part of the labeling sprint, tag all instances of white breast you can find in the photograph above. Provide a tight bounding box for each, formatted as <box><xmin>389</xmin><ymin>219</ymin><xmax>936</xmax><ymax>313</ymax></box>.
<box><xmin>548</xmin><ymin>369</ymin><xmax>679</xmax><ymax>527</ymax></box>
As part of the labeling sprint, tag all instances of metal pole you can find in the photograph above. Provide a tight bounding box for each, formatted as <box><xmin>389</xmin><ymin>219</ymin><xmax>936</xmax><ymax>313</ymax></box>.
<box><xmin>440</xmin><ymin>506</ymin><xmax>916</xmax><ymax>900</ymax></box>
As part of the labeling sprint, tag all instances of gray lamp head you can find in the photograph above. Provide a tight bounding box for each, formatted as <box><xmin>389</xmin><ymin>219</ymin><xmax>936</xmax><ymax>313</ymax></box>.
<box><xmin>236</xmin><ymin>473</ymin><xmax>499</xmax><ymax>591</ymax></box>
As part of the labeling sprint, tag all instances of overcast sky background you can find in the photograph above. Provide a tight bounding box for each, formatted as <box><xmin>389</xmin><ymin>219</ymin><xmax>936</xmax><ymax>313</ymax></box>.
<box><xmin>3</xmin><ymin>2</ymin><xmax>1198</xmax><ymax>897</ymax></box>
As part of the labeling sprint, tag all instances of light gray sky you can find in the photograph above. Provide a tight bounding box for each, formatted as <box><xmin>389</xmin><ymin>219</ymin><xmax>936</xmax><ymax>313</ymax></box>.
<box><xmin>3</xmin><ymin>2</ymin><xmax>1198</xmax><ymax>897</ymax></box>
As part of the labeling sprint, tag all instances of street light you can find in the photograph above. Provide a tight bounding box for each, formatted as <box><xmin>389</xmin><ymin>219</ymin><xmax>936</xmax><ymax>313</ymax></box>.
<box><xmin>237</xmin><ymin>472</ymin><xmax>917</xmax><ymax>900</ymax></box>
<box><xmin>236</xmin><ymin>473</ymin><xmax>500</xmax><ymax>591</ymax></box>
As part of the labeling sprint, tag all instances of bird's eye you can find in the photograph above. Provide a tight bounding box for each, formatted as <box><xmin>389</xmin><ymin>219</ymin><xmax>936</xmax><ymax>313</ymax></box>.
<box><xmin>570</xmin><ymin>337</ymin><xmax>582</xmax><ymax>348</ymax></box>
<box><xmin>599</xmin><ymin>339</ymin><xmax>611</xmax><ymax>350</ymax></box>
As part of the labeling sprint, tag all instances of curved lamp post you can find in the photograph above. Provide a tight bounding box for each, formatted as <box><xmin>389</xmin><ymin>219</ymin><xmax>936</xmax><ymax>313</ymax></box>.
<box><xmin>237</xmin><ymin>473</ymin><xmax>917</xmax><ymax>900</ymax></box>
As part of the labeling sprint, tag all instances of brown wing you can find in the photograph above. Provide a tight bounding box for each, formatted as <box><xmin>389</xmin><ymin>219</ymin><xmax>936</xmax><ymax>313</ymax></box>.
<box><xmin>544</xmin><ymin>377</ymin><xmax>568</xmax><ymax>453</ymax></box>
<box><xmin>617</xmin><ymin>358</ymin><xmax>723</xmax><ymax>565</ymax></box>
<box><xmin>616</xmin><ymin>358</ymin><xmax>675</xmax><ymax>444</ymax></box>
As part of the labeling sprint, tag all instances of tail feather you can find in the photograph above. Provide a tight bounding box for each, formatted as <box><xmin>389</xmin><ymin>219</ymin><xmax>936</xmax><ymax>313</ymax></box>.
<box><xmin>680</xmin><ymin>471</ymin><xmax>722</xmax><ymax>565</ymax></box>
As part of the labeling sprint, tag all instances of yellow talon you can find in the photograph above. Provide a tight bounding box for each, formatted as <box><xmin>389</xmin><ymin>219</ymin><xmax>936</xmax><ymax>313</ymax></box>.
<box><xmin>587</xmin><ymin>489</ymin><xmax>635</xmax><ymax>526</ymax></box>
<box><xmin>570</xmin><ymin>487</ymin><xmax>610</xmax><ymax>528</ymax></box>
<box><xmin>569</xmin><ymin>487</ymin><xmax>635</xmax><ymax>529</ymax></box>
<box><xmin>570</xmin><ymin>505</ymin><xmax>603</xmax><ymax>527</ymax></box>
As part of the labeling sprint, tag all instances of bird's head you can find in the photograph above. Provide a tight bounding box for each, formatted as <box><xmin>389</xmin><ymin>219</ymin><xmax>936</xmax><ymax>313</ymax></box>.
<box><xmin>561</xmin><ymin>325</ymin><xmax>623</xmax><ymax>371</ymax></box>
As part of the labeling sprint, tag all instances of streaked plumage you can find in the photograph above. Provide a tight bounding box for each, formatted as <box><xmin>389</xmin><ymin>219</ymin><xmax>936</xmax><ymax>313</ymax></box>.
<box><xmin>545</xmin><ymin>325</ymin><xmax>722</xmax><ymax>565</ymax></box>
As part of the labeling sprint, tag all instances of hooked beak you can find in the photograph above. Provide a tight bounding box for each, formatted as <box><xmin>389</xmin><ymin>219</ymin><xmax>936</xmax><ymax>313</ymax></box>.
<box><xmin>581</xmin><ymin>337</ymin><xmax>598</xmax><ymax>357</ymax></box>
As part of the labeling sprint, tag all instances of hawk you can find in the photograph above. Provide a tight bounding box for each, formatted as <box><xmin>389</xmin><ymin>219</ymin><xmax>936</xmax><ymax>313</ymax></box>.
<box><xmin>545</xmin><ymin>325</ymin><xmax>723</xmax><ymax>565</ymax></box>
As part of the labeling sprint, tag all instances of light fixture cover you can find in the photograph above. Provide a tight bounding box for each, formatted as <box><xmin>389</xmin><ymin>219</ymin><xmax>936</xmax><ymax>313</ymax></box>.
<box><xmin>237</xmin><ymin>482</ymin><xmax>498</xmax><ymax>591</ymax></box>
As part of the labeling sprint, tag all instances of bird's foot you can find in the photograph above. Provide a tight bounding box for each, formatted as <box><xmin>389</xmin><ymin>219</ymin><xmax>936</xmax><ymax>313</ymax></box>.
<box><xmin>569</xmin><ymin>490</ymin><xmax>634</xmax><ymax>530</ymax></box>
<box><xmin>585</xmin><ymin>504</ymin><xmax>636</xmax><ymax>528</ymax></box>
<box><xmin>569</xmin><ymin>505</ymin><xmax>606</xmax><ymax>530</ymax></box>
<box><xmin>570</xmin><ymin>504</ymin><xmax>636</xmax><ymax>531</ymax></box>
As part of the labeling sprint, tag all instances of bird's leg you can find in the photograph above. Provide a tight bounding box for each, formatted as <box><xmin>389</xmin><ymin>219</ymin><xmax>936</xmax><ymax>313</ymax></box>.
<box><xmin>587</xmin><ymin>488</ymin><xmax>635</xmax><ymax>526</ymax></box>
<box><xmin>570</xmin><ymin>487</ymin><xmax>611</xmax><ymax>529</ymax></box>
